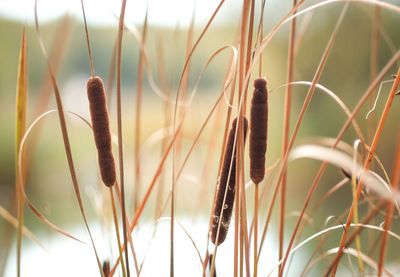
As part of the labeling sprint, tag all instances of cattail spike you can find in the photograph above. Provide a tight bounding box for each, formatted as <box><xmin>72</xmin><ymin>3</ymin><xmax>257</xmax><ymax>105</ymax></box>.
<box><xmin>102</xmin><ymin>260</ymin><xmax>110</xmax><ymax>276</ymax></box>
<box><xmin>87</xmin><ymin>76</ymin><xmax>116</xmax><ymax>187</ymax></box>
<box><xmin>250</xmin><ymin>77</ymin><xmax>268</xmax><ymax>185</ymax></box>
<box><xmin>211</xmin><ymin>116</ymin><xmax>248</xmax><ymax>246</ymax></box>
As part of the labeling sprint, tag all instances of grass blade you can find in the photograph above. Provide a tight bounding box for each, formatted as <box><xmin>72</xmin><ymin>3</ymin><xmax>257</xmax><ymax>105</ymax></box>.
<box><xmin>34</xmin><ymin>1</ymin><xmax>104</xmax><ymax>275</ymax></box>
<box><xmin>15</xmin><ymin>28</ymin><xmax>27</xmax><ymax>277</ymax></box>
<box><xmin>329</xmin><ymin>66</ymin><xmax>400</xmax><ymax>277</ymax></box>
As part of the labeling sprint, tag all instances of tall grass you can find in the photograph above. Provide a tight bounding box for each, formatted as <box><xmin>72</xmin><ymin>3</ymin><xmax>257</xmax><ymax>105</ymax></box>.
<box><xmin>2</xmin><ymin>0</ymin><xmax>400</xmax><ymax>276</ymax></box>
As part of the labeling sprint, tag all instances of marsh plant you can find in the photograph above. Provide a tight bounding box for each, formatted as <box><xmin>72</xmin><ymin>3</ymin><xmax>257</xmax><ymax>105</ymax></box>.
<box><xmin>2</xmin><ymin>0</ymin><xmax>400</xmax><ymax>276</ymax></box>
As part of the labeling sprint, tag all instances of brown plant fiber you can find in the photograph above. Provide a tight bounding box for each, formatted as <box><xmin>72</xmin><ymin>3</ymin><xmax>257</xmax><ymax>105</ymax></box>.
<box><xmin>249</xmin><ymin>78</ymin><xmax>268</xmax><ymax>185</ymax></box>
<box><xmin>87</xmin><ymin>76</ymin><xmax>116</xmax><ymax>187</ymax></box>
<box><xmin>211</xmin><ymin>116</ymin><xmax>248</xmax><ymax>246</ymax></box>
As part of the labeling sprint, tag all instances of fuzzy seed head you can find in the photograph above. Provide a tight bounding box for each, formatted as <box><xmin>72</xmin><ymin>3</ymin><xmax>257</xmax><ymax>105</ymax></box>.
<box><xmin>211</xmin><ymin>116</ymin><xmax>248</xmax><ymax>246</ymax></box>
<box><xmin>87</xmin><ymin>76</ymin><xmax>116</xmax><ymax>187</ymax></box>
<box><xmin>250</xmin><ymin>77</ymin><xmax>268</xmax><ymax>185</ymax></box>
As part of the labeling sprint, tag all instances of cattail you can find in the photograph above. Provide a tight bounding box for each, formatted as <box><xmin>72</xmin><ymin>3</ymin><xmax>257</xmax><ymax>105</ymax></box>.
<box><xmin>249</xmin><ymin>78</ymin><xmax>268</xmax><ymax>185</ymax></box>
<box><xmin>102</xmin><ymin>260</ymin><xmax>110</xmax><ymax>276</ymax></box>
<box><xmin>211</xmin><ymin>116</ymin><xmax>248</xmax><ymax>246</ymax></box>
<box><xmin>87</xmin><ymin>76</ymin><xmax>116</xmax><ymax>187</ymax></box>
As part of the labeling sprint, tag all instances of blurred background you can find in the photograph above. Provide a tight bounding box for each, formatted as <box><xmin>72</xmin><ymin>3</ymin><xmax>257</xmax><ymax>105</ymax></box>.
<box><xmin>1</xmin><ymin>0</ymin><xmax>400</xmax><ymax>276</ymax></box>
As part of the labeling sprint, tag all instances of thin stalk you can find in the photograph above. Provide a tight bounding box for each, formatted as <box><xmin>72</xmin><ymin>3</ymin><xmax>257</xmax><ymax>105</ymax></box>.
<box><xmin>109</xmin><ymin>123</ymin><xmax>183</xmax><ymax>276</ymax></box>
<box><xmin>377</xmin><ymin>134</ymin><xmax>400</xmax><ymax>277</ymax></box>
<box><xmin>115</xmin><ymin>0</ymin><xmax>130</xmax><ymax>275</ymax></box>
<box><xmin>254</xmin><ymin>184</ymin><xmax>258</xmax><ymax>277</ymax></box>
<box><xmin>80</xmin><ymin>0</ymin><xmax>95</xmax><ymax>77</ymax></box>
<box><xmin>15</xmin><ymin>28</ymin><xmax>27</xmax><ymax>277</ymax></box>
<box><xmin>236</xmin><ymin>1</ymin><xmax>251</xmax><ymax>275</ymax></box>
<box><xmin>154</xmin><ymin>36</ymin><xmax>171</xmax><ymax>221</ymax></box>
<box><xmin>171</xmin><ymin>2</ymin><xmax>227</xmax><ymax>275</ymax></box>
<box><xmin>275</xmin><ymin>48</ymin><xmax>400</xmax><ymax>275</ymax></box>
<box><xmin>325</xmin><ymin>200</ymin><xmax>387</xmax><ymax>275</ymax></box>
<box><xmin>243</xmin><ymin>0</ymin><xmax>255</xmax><ymax>114</ymax></box>
<box><xmin>110</xmin><ymin>187</ymin><xmax>126</xmax><ymax>277</ymax></box>
<box><xmin>275</xmin><ymin>5</ymin><xmax>349</xmax><ymax>275</ymax></box>
<box><xmin>367</xmin><ymin>6</ymin><xmax>380</xmax><ymax>273</ymax></box>
<box><xmin>238</xmin><ymin>140</ymin><xmax>250</xmax><ymax>277</ymax></box>
<box><xmin>240</xmin><ymin>196</ymin><xmax>244</xmax><ymax>277</ymax></box>
<box><xmin>133</xmin><ymin>10</ymin><xmax>148</xmax><ymax>212</ymax></box>
<box><xmin>34</xmin><ymin>2</ymin><xmax>104</xmax><ymax>275</ymax></box>
<box><xmin>279</xmin><ymin>0</ymin><xmax>297</xmax><ymax>273</ymax></box>
<box><xmin>329</xmin><ymin>67</ymin><xmax>400</xmax><ymax>276</ymax></box>
<box><xmin>106</xmin><ymin>40</ymin><xmax>117</xmax><ymax>109</ymax></box>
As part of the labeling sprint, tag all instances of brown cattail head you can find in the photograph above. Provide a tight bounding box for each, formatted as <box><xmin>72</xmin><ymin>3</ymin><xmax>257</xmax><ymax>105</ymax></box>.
<box><xmin>102</xmin><ymin>260</ymin><xmax>110</xmax><ymax>276</ymax></box>
<box><xmin>250</xmin><ymin>77</ymin><xmax>268</xmax><ymax>185</ymax></box>
<box><xmin>211</xmin><ymin>116</ymin><xmax>248</xmax><ymax>246</ymax></box>
<box><xmin>87</xmin><ymin>76</ymin><xmax>116</xmax><ymax>187</ymax></box>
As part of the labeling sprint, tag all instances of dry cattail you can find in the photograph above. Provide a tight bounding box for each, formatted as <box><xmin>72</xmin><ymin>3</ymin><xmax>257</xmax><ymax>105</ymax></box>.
<box><xmin>102</xmin><ymin>260</ymin><xmax>110</xmax><ymax>276</ymax></box>
<box><xmin>211</xmin><ymin>116</ymin><xmax>248</xmax><ymax>246</ymax></box>
<box><xmin>249</xmin><ymin>78</ymin><xmax>268</xmax><ymax>185</ymax></box>
<box><xmin>87</xmin><ymin>76</ymin><xmax>116</xmax><ymax>187</ymax></box>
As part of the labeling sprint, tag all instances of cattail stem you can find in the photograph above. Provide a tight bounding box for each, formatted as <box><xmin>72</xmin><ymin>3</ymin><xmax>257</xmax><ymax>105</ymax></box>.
<box><xmin>254</xmin><ymin>184</ymin><xmax>258</xmax><ymax>277</ymax></box>
<box><xmin>109</xmin><ymin>187</ymin><xmax>126</xmax><ymax>277</ymax></box>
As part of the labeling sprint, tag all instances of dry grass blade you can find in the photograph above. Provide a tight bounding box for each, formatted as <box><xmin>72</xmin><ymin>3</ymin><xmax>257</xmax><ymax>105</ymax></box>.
<box><xmin>33</xmin><ymin>1</ymin><xmax>104</xmax><ymax>275</ymax></box>
<box><xmin>274</xmin><ymin>47</ymin><xmax>400</xmax><ymax>277</ymax></box>
<box><xmin>268</xmin><ymin>219</ymin><xmax>396</xmax><ymax>277</ymax></box>
<box><xmin>0</xmin><ymin>206</ymin><xmax>45</xmax><ymax>251</ymax></box>
<box><xmin>317</xmin><ymin>247</ymin><xmax>393</xmax><ymax>277</ymax></box>
<box><xmin>377</xmin><ymin>134</ymin><xmax>400</xmax><ymax>276</ymax></box>
<box><xmin>272</xmin><ymin>81</ymin><xmax>365</xmax><ymax>143</ymax></box>
<box><xmin>330</xmin><ymin>67</ymin><xmax>400</xmax><ymax>276</ymax></box>
<box><xmin>280</xmin><ymin>1</ymin><xmax>297</xmax><ymax>272</ymax></box>
<box><xmin>115</xmin><ymin>0</ymin><xmax>134</xmax><ymax>275</ymax></box>
<box><xmin>153</xmin><ymin>35</ymin><xmax>172</xmax><ymax>220</ymax></box>
<box><xmin>18</xmin><ymin>110</ymin><xmax>84</xmax><ymax>243</ymax></box>
<box><xmin>15</xmin><ymin>27</ymin><xmax>27</xmax><ymax>277</ymax></box>
<box><xmin>368</xmin><ymin>1</ymin><xmax>380</xmax><ymax>144</ymax></box>
<box><xmin>80</xmin><ymin>0</ymin><xmax>95</xmax><ymax>77</ymax></box>
<box><xmin>262</xmin><ymin>4</ymin><xmax>349</xmax><ymax>275</ymax></box>
<box><xmin>25</xmin><ymin>15</ymin><xmax>72</xmax><ymax>181</ymax></box>
<box><xmin>171</xmin><ymin>2</ymin><xmax>227</xmax><ymax>275</ymax></box>
<box><xmin>133</xmin><ymin>8</ymin><xmax>148</xmax><ymax>212</ymax></box>
<box><xmin>109</xmin><ymin>188</ymin><xmax>126</xmax><ymax>277</ymax></box>
<box><xmin>293</xmin><ymin>41</ymin><xmax>399</xmax><ymax>215</ymax></box>
<box><xmin>290</xmin><ymin>144</ymin><xmax>396</xmax><ymax>199</ymax></box>
<box><xmin>109</xmin><ymin>123</ymin><xmax>183</xmax><ymax>276</ymax></box>
<box><xmin>106</xmin><ymin>40</ymin><xmax>117</xmax><ymax>108</ymax></box>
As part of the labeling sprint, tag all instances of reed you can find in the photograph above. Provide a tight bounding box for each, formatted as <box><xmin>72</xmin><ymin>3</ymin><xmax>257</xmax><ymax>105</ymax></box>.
<box><xmin>249</xmin><ymin>77</ymin><xmax>268</xmax><ymax>276</ymax></box>
<box><xmin>5</xmin><ymin>1</ymin><xmax>400</xmax><ymax>276</ymax></box>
